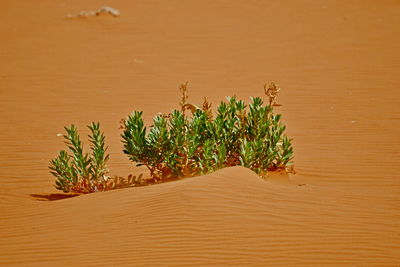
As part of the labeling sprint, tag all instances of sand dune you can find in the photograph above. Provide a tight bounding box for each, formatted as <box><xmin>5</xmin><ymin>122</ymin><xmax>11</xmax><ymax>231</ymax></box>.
<box><xmin>1</xmin><ymin>167</ymin><xmax>398</xmax><ymax>266</ymax></box>
<box><xmin>1</xmin><ymin>0</ymin><xmax>400</xmax><ymax>265</ymax></box>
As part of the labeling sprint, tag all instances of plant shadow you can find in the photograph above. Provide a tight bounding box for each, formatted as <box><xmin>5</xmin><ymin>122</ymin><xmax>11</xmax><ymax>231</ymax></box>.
<box><xmin>30</xmin><ymin>193</ymin><xmax>81</xmax><ymax>201</ymax></box>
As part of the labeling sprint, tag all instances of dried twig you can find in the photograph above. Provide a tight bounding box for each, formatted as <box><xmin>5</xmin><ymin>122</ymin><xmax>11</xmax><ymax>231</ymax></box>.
<box><xmin>202</xmin><ymin>97</ymin><xmax>213</xmax><ymax>120</ymax></box>
<box><xmin>264</xmin><ymin>82</ymin><xmax>281</xmax><ymax>106</ymax></box>
<box><xmin>179</xmin><ymin>82</ymin><xmax>189</xmax><ymax>115</ymax></box>
<box><xmin>66</xmin><ymin>6</ymin><xmax>120</xmax><ymax>19</ymax></box>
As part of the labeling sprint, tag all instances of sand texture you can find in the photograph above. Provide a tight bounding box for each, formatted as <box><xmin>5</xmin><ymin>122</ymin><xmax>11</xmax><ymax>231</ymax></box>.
<box><xmin>1</xmin><ymin>0</ymin><xmax>399</xmax><ymax>266</ymax></box>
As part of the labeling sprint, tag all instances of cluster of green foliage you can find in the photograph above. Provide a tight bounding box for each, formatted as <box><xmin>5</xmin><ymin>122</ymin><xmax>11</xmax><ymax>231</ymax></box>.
<box><xmin>49</xmin><ymin>123</ymin><xmax>111</xmax><ymax>193</ymax></box>
<box><xmin>121</xmin><ymin>82</ymin><xmax>293</xmax><ymax>180</ymax></box>
<box><xmin>50</xmin><ymin>82</ymin><xmax>294</xmax><ymax>193</ymax></box>
<box><xmin>49</xmin><ymin>123</ymin><xmax>144</xmax><ymax>193</ymax></box>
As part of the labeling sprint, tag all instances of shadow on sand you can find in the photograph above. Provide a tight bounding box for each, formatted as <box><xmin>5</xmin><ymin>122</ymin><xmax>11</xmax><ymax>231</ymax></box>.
<box><xmin>30</xmin><ymin>193</ymin><xmax>81</xmax><ymax>201</ymax></box>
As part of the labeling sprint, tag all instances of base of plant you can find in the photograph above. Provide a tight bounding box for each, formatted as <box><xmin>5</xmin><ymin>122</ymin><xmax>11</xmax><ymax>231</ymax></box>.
<box><xmin>70</xmin><ymin>174</ymin><xmax>144</xmax><ymax>194</ymax></box>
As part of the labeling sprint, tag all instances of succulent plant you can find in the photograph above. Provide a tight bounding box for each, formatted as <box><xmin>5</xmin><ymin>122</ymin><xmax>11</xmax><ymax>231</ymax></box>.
<box><xmin>121</xmin><ymin>82</ymin><xmax>294</xmax><ymax>180</ymax></box>
<box><xmin>50</xmin><ymin>123</ymin><xmax>143</xmax><ymax>193</ymax></box>
<box><xmin>50</xmin><ymin>82</ymin><xmax>294</xmax><ymax>193</ymax></box>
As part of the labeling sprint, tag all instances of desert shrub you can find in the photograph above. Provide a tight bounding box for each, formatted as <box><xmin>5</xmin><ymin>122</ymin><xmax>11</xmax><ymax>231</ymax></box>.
<box><xmin>49</xmin><ymin>82</ymin><xmax>294</xmax><ymax>194</ymax></box>
<box><xmin>49</xmin><ymin>122</ymin><xmax>142</xmax><ymax>193</ymax></box>
<box><xmin>121</xmin><ymin>82</ymin><xmax>294</xmax><ymax>180</ymax></box>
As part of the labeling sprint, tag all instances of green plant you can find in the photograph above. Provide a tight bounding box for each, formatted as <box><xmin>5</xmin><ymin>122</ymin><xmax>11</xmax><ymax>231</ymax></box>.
<box><xmin>121</xmin><ymin>82</ymin><xmax>294</xmax><ymax>180</ymax></box>
<box><xmin>49</xmin><ymin>122</ymin><xmax>143</xmax><ymax>193</ymax></box>
<box><xmin>49</xmin><ymin>82</ymin><xmax>294</xmax><ymax>194</ymax></box>
<box><xmin>49</xmin><ymin>122</ymin><xmax>109</xmax><ymax>193</ymax></box>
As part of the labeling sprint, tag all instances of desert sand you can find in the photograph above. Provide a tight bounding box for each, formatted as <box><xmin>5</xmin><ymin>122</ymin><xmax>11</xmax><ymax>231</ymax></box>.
<box><xmin>0</xmin><ymin>0</ymin><xmax>399</xmax><ymax>266</ymax></box>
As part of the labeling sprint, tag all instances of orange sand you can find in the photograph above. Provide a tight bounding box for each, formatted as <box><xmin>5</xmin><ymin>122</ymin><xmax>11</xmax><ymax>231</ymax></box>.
<box><xmin>0</xmin><ymin>0</ymin><xmax>399</xmax><ymax>266</ymax></box>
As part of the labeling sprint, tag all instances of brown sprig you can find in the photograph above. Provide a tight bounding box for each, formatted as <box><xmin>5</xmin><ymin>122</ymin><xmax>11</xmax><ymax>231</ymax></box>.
<box><xmin>264</xmin><ymin>82</ymin><xmax>281</xmax><ymax>106</ymax></box>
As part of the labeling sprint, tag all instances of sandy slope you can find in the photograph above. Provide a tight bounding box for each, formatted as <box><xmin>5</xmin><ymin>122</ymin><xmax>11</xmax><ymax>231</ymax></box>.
<box><xmin>1</xmin><ymin>0</ymin><xmax>400</xmax><ymax>266</ymax></box>
<box><xmin>1</xmin><ymin>167</ymin><xmax>397</xmax><ymax>266</ymax></box>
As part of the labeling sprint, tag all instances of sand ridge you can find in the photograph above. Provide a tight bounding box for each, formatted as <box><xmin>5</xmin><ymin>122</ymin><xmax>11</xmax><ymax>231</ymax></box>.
<box><xmin>1</xmin><ymin>167</ymin><xmax>398</xmax><ymax>266</ymax></box>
